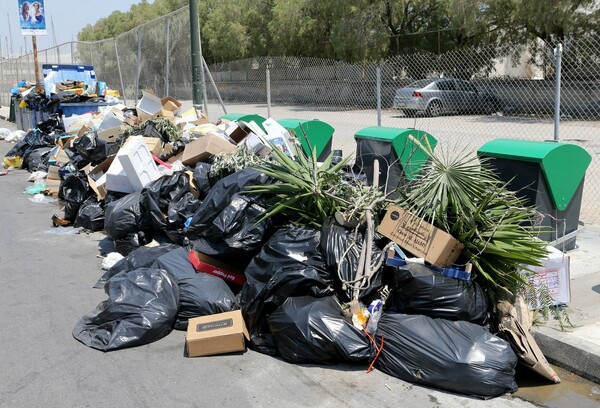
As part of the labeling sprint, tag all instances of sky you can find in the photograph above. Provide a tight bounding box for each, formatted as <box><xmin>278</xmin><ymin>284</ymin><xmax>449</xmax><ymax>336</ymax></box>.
<box><xmin>0</xmin><ymin>0</ymin><xmax>150</xmax><ymax>58</ymax></box>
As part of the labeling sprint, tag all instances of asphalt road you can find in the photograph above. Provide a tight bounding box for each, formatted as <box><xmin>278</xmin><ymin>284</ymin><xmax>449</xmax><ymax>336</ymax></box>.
<box><xmin>0</xmin><ymin>120</ymin><xmax>539</xmax><ymax>408</ymax></box>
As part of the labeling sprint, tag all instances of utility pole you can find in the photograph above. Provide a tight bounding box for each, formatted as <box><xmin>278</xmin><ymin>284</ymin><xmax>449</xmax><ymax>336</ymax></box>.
<box><xmin>189</xmin><ymin>0</ymin><xmax>203</xmax><ymax>110</ymax></box>
<box><xmin>7</xmin><ymin>13</ymin><xmax>15</xmax><ymax>58</ymax></box>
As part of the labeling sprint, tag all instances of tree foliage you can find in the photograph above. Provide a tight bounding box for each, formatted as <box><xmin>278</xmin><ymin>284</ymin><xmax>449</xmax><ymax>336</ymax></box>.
<box><xmin>78</xmin><ymin>0</ymin><xmax>600</xmax><ymax>63</ymax></box>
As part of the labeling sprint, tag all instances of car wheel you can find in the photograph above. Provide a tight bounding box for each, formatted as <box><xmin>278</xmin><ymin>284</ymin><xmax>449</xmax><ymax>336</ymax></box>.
<box><xmin>482</xmin><ymin>100</ymin><xmax>496</xmax><ymax>115</ymax></box>
<box><xmin>426</xmin><ymin>101</ymin><xmax>442</xmax><ymax>117</ymax></box>
<box><xmin>403</xmin><ymin>109</ymin><xmax>417</xmax><ymax>117</ymax></box>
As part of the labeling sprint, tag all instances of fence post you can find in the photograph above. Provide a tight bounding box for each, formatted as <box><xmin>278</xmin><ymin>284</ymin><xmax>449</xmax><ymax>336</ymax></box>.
<box><xmin>554</xmin><ymin>43</ymin><xmax>563</xmax><ymax>142</ymax></box>
<box><xmin>266</xmin><ymin>59</ymin><xmax>272</xmax><ymax>118</ymax></box>
<box><xmin>134</xmin><ymin>29</ymin><xmax>143</xmax><ymax>103</ymax></box>
<box><xmin>165</xmin><ymin>17</ymin><xmax>171</xmax><ymax>97</ymax></box>
<box><xmin>202</xmin><ymin>57</ymin><xmax>227</xmax><ymax>114</ymax></box>
<box><xmin>114</xmin><ymin>41</ymin><xmax>127</xmax><ymax>106</ymax></box>
<box><xmin>70</xmin><ymin>42</ymin><xmax>74</xmax><ymax>64</ymax></box>
<box><xmin>376</xmin><ymin>66</ymin><xmax>382</xmax><ymax>126</ymax></box>
<box><xmin>0</xmin><ymin>60</ymin><xmax>4</xmax><ymax>106</ymax></box>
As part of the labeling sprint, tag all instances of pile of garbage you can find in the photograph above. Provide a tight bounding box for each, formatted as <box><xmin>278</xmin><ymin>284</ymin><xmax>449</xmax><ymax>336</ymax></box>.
<box><xmin>0</xmin><ymin>92</ymin><xmax>562</xmax><ymax>399</ymax></box>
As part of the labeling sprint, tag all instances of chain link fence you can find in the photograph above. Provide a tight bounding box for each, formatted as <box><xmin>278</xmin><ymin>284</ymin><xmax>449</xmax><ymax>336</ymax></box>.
<box><xmin>0</xmin><ymin>6</ymin><xmax>599</xmax><ymax>223</ymax></box>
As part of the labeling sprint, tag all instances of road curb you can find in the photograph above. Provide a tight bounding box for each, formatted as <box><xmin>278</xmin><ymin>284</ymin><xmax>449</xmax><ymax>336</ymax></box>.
<box><xmin>531</xmin><ymin>327</ymin><xmax>600</xmax><ymax>384</ymax></box>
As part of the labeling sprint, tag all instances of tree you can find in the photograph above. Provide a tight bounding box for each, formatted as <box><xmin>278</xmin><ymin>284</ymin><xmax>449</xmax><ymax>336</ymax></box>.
<box><xmin>487</xmin><ymin>0</ymin><xmax>600</xmax><ymax>44</ymax></box>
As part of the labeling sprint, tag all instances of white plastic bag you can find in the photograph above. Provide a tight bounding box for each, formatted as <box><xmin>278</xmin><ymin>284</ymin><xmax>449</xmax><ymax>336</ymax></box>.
<box><xmin>0</xmin><ymin>128</ymin><xmax>11</xmax><ymax>140</ymax></box>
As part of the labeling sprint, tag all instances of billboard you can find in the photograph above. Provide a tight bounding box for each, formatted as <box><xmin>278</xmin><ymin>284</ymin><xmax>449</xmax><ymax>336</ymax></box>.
<box><xmin>18</xmin><ymin>0</ymin><xmax>47</xmax><ymax>35</ymax></box>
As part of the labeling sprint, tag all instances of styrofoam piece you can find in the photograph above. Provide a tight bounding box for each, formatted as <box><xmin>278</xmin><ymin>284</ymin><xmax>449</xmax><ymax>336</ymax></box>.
<box><xmin>117</xmin><ymin>136</ymin><xmax>161</xmax><ymax>191</ymax></box>
<box><xmin>97</xmin><ymin>110</ymin><xmax>124</xmax><ymax>131</ymax></box>
<box><xmin>246</xmin><ymin>120</ymin><xmax>267</xmax><ymax>137</ymax></box>
<box><xmin>105</xmin><ymin>156</ymin><xmax>134</xmax><ymax>194</ymax></box>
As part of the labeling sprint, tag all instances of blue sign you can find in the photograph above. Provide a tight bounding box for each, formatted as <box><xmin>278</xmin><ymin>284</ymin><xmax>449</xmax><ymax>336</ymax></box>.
<box><xmin>18</xmin><ymin>0</ymin><xmax>47</xmax><ymax>35</ymax></box>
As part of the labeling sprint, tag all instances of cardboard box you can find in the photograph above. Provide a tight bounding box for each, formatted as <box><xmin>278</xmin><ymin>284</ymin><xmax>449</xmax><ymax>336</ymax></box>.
<box><xmin>161</xmin><ymin>96</ymin><xmax>182</xmax><ymax>112</ymax></box>
<box><xmin>87</xmin><ymin>155</ymin><xmax>115</xmax><ymax>200</ymax></box>
<box><xmin>240</xmin><ymin>132</ymin><xmax>272</xmax><ymax>157</ymax></box>
<box><xmin>136</xmin><ymin>91</ymin><xmax>162</xmax><ymax>121</ymax></box>
<box><xmin>377</xmin><ymin>205</ymin><xmax>464</xmax><ymax>267</ymax></box>
<box><xmin>143</xmin><ymin>137</ymin><xmax>163</xmax><ymax>156</ymax></box>
<box><xmin>189</xmin><ymin>251</ymin><xmax>246</xmax><ymax>285</ymax></box>
<box><xmin>527</xmin><ymin>245</ymin><xmax>570</xmax><ymax>307</ymax></box>
<box><xmin>97</xmin><ymin>125</ymin><xmax>126</xmax><ymax>143</ymax></box>
<box><xmin>182</xmin><ymin>134</ymin><xmax>236</xmax><ymax>166</ymax></box>
<box><xmin>51</xmin><ymin>147</ymin><xmax>71</xmax><ymax>165</ymax></box>
<box><xmin>225</xmin><ymin>122</ymin><xmax>250</xmax><ymax>144</ymax></box>
<box><xmin>63</xmin><ymin>113</ymin><xmax>94</xmax><ymax>134</ymax></box>
<box><xmin>45</xmin><ymin>164</ymin><xmax>62</xmax><ymax>195</ymax></box>
<box><xmin>186</xmin><ymin>310</ymin><xmax>249</xmax><ymax>357</ymax></box>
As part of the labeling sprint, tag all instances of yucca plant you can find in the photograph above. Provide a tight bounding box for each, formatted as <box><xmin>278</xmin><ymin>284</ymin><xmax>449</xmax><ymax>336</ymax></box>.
<box><xmin>245</xmin><ymin>144</ymin><xmax>356</xmax><ymax>228</ymax></box>
<box><xmin>396</xmin><ymin>137</ymin><xmax>548</xmax><ymax>296</ymax></box>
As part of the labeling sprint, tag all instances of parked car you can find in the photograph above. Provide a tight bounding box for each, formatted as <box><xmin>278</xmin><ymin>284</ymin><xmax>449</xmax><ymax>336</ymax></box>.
<box><xmin>393</xmin><ymin>78</ymin><xmax>502</xmax><ymax>117</ymax></box>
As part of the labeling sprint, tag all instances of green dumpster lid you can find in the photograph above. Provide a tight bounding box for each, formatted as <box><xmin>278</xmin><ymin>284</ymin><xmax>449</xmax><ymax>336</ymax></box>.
<box><xmin>354</xmin><ymin>127</ymin><xmax>437</xmax><ymax>180</ymax></box>
<box><xmin>478</xmin><ymin>139</ymin><xmax>592</xmax><ymax>211</ymax></box>
<box><xmin>278</xmin><ymin>118</ymin><xmax>334</xmax><ymax>159</ymax></box>
<box><xmin>219</xmin><ymin>113</ymin><xmax>266</xmax><ymax>128</ymax></box>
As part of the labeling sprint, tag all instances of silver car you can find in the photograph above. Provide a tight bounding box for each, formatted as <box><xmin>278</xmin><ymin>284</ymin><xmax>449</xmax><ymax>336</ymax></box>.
<box><xmin>393</xmin><ymin>78</ymin><xmax>501</xmax><ymax>117</ymax></box>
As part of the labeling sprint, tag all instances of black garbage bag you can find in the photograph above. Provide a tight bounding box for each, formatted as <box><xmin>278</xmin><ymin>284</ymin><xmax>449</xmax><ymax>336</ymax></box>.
<box><xmin>5</xmin><ymin>138</ymin><xmax>29</xmax><ymax>158</ymax></box>
<box><xmin>144</xmin><ymin>172</ymin><xmax>195</xmax><ymax>232</ymax></box>
<box><xmin>74</xmin><ymin>196</ymin><xmax>105</xmax><ymax>232</ymax></box>
<box><xmin>71</xmin><ymin>131</ymin><xmax>119</xmax><ymax>166</ymax></box>
<box><xmin>384</xmin><ymin>263</ymin><xmax>489</xmax><ymax>324</ymax></box>
<box><xmin>59</xmin><ymin>172</ymin><xmax>90</xmax><ymax>221</ymax></box>
<box><xmin>150</xmin><ymin>247</ymin><xmax>197</xmax><ymax>282</ymax></box>
<box><xmin>175</xmin><ymin>273</ymin><xmax>239</xmax><ymax>331</ymax></box>
<box><xmin>24</xmin><ymin>146</ymin><xmax>52</xmax><ymax>171</ymax></box>
<box><xmin>72</xmin><ymin>268</ymin><xmax>179</xmax><ymax>351</ymax></box>
<box><xmin>95</xmin><ymin>243</ymin><xmax>181</xmax><ymax>289</ymax></box>
<box><xmin>320</xmin><ymin>218</ymin><xmax>387</xmax><ymax>303</ymax></box>
<box><xmin>113</xmin><ymin>231</ymin><xmax>153</xmax><ymax>257</ymax></box>
<box><xmin>267</xmin><ymin>296</ymin><xmax>374</xmax><ymax>364</ymax></box>
<box><xmin>168</xmin><ymin>191</ymin><xmax>201</xmax><ymax>226</ymax></box>
<box><xmin>186</xmin><ymin>168</ymin><xmax>270</xmax><ymax>239</ymax></box>
<box><xmin>36</xmin><ymin>113</ymin><xmax>64</xmax><ymax>134</ymax></box>
<box><xmin>240</xmin><ymin>227</ymin><xmax>335</xmax><ymax>355</ymax></box>
<box><xmin>192</xmin><ymin>194</ymin><xmax>272</xmax><ymax>262</ymax></box>
<box><xmin>375</xmin><ymin>313</ymin><xmax>518</xmax><ymax>398</ymax></box>
<box><xmin>192</xmin><ymin>162</ymin><xmax>213</xmax><ymax>199</ymax></box>
<box><xmin>158</xmin><ymin>139</ymin><xmax>185</xmax><ymax>162</ymax></box>
<box><xmin>104</xmin><ymin>192</ymin><xmax>148</xmax><ymax>240</ymax></box>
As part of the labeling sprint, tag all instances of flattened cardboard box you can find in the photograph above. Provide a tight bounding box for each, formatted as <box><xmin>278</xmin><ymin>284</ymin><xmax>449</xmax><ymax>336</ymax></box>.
<box><xmin>377</xmin><ymin>205</ymin><xmax>464</xmax><ymax>267</ymax></box>
<box><xmin>186</xmin><ymin>310</ymin><xmax>249</xmax><ymax>357</ymax></box>
<box><xmin>182</xmin><ymin>134</ymin><xmax>236</xmax><ymax>165</ymax></box>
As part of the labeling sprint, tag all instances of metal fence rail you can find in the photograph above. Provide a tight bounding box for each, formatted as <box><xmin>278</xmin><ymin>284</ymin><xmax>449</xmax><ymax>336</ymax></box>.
<box><xmin>0</xmin><ymin>6</ymin><xmax>599</xmax><ymax>223</ymax></box>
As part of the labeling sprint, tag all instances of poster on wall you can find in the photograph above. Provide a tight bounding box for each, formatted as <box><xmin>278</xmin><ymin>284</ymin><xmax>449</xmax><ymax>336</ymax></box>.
<box><xmin>18</xmin><ymin>0</ymin><xmax>47</xmax><ymax>35</ymax></box>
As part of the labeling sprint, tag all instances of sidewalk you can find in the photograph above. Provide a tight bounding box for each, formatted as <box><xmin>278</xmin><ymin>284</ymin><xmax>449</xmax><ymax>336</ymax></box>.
<box><xmin>0</xmin><ymin>111</ymin><xmax>598</xmax><ymax>384</ymax></box>
<box><xmin>531</xmin><ymin>226</ymin><xmax>600</xmax><ymax>384</ymax></box>
<box><xmin>0</xmin><ymin>105</ymin><xmax>9</xmax><ymax>121</ymax></box>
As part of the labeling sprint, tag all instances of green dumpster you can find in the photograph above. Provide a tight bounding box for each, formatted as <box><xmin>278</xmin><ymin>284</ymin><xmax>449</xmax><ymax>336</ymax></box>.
<box><xmin>277</xmin><ymin>118</ymin><xmax>334</xmax><ymax>161</ymax></box>
<box><xmin>354</xmin><ymin>127</ymin><xmax>437</xmax><ymax>192</ymax></box>
<box><xmin>478</xmin><ymin>139</ymin><xmax>591</xmax><ymax>250</ymax></box>
<box><xmin>218</xmin><ymin>113</ymin><xmax>266</xmax><ymax>131</ymax></box>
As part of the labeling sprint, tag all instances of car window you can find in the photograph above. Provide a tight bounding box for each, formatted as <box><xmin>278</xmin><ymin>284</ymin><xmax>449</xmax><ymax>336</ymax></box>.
<box><xmin>437</xmin><ymin>80</ymin><xmax>456</xmax><ymax>91</ymax></box>
<box><xmin>407</xmin><ymin>79</ymin><xmax>435</xmax><ymax>88</ymax></box>
<box><xmin>456</xmin><ymin>81</ymin><xmax>477</xmax><ymax>93</ymax></box>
